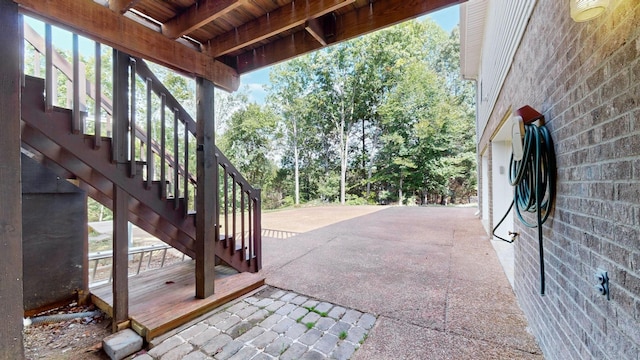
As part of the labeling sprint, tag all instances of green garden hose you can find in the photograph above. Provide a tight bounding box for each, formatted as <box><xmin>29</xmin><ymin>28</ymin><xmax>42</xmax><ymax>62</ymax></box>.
<box><xmin>493</xmin><ymin>122</ymin><xmax>556</xmax><ymax>295</ymax></box>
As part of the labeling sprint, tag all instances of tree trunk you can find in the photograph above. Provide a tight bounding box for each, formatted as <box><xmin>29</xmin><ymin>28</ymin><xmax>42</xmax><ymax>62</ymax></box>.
<box><xmin>339</xmin><ymin>116</ymin><xmax>349</xmax><ymax>205</ymax></box>
<box><xmin>340</xmin><ymin>134</ymin><xmax>348</xmax><ymax>204</ymax></box>
<box><xmin>398</xmin><ymin>174</ymin><xmax>403</xmax><ymax>206</ymax></box>
<box><xmin>366</xmin><ymin>134</ymin><xmax>378</xmax><ymax>199</ymax></box>
<box><xmin>293</xmin><ymin>118</ymin><xmax>300</xmax><ymax>205</ymax></box>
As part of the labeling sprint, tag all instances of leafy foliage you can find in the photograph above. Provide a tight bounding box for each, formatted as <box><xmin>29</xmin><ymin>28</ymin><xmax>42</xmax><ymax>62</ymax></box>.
<box><xmin>263</xmin><ymin>19</ymin><xmax>476</xmax><ymax>207</ymax></box>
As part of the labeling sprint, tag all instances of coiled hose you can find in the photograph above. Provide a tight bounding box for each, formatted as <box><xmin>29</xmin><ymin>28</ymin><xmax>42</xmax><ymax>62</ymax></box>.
<box><xmin>493</xmin><ymin>122</ymin><xmax>556</xmax><ymax>295</ymax></box>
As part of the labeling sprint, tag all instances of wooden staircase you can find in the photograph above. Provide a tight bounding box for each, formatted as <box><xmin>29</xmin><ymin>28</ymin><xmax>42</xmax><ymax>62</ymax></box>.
<box><xmin>20</xmin><ymin>22</ymin><xmax>262</xmax><ymax>278</ymax></box>
<box><xmin>21</xmin><ymin>74</ymin><xmax>260</xmax><ymax>273</ymax></box>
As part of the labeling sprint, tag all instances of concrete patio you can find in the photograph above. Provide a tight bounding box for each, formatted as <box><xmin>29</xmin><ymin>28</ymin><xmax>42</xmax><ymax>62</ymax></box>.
<box><xmin>140</xmin><ymin>205</ymin><xmax>542</xmax><ymax>359</ymax></box>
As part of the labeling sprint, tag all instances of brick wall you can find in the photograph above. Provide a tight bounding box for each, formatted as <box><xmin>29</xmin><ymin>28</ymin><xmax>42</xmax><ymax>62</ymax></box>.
<box><xmin>480</xmin><ymin>0</ymin><xmax>640</xmax><ymax>358</ymax></box>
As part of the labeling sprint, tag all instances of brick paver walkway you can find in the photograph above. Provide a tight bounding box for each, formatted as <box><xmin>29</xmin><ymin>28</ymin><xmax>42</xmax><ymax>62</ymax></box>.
<box><xmin>135</xmin><ymin>287</ymin><xmax>375</xmax><ymax>360</ymax></box>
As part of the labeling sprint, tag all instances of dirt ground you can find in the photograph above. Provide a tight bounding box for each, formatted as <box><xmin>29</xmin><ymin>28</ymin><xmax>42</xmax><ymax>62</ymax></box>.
<box><xmin>261</xmin><ymin>204</ymin><xmax>384</xmax><ymax>233</ymax></box>
<box><xmin>23</xmin><ymin>205</ymin><xmax>388</xmax><ymax>359</ymax></box>
<box><xmin>23</xmin><ymin>303</ymin><xmax>111</xmax><ymax>360</ymax></box>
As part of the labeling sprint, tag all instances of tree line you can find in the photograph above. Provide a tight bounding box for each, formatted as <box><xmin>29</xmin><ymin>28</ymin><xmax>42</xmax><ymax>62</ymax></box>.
<box><xmin>218</xmin><ymin>19</ymin><xmax>477</xmax><ymax>209</ymax></box>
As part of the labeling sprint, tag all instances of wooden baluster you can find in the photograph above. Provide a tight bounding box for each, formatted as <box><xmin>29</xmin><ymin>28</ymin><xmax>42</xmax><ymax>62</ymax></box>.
<box><xmin>72</xmin><ymin>33</ymin><xmax>80</xmax><ymax>133</ymax></box>
<box><xmin>241</xmin><ymin>186</ymin><xmax>245</xmax><ymax>258</ymax></box>
<box><xmin>79</xmin><ymin>60</ymin><xmax>87</xmax><ymax>133</ymax></box>
<box><xmin>160</xmin><ymin>94</ymin><xmax>166</xmax><ymax>199</ymax></box>
<box><xmin>215</xmin><ymin>154</ymin><xmax>220</xmax><ymax>241</ymax></box>
<box><xmin>224</xmin><ymin>167</ymin><xmax>229</xmax><ymax>245</ymax></box>
<box><xmin>248</xmin><ymin>190</ymin><xmax>253</xmax><ymax>262</ymax></box>
<box><xmin>45</xmin><ymin>23</ymin><xmax>53</xmax><ymax>111</ymax></box>
<box><xmin>94</xmin><ymin>42</ymin><xmax>101</xmax><ymax>149</ymax></box>
<box><xmin>183</xmin><ymin>120</ymin><xmax>189</xmax><ymax>215</ymax></box>
<box><xmin>254</xmin><ymin>189</ymin><xmax>262</xmax><ymax>269</ymax></box>
<box><xmin>173</xmin><ymin>108</ymin><xmax>179</xmax><ymax>209</ymax></box>
<box><xmin>145</xmin><ymin>78</ymin><xmax>153</xmax><ymax>189</ymax></box>
<box><xmin>232</xmin><ymin>175</ymin><xmax>237</xmax><ymax>254</ymax></box>
<box><xmin>129</xmin><ymin>58</ymin><xmax>136</xmax><ymax>177</ymax></box>
<box><xmin>112</xmin><ymin>50</ymin><xmax>129</xmax><ymax>164</ymax></box>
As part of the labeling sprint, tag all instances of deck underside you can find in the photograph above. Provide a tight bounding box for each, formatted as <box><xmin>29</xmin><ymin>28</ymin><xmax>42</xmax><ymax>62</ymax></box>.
<box><xmin>90</xmin><ymin>261</ymin><xmax>265</xmax><ymax>341</ymax></box>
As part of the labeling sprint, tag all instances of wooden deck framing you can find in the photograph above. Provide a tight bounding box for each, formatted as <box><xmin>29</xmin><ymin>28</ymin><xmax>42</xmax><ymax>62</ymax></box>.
<box><xmin>91</xmin><ymin>261</ymin><xmax>264</xmax><ymax>341</ymax></box>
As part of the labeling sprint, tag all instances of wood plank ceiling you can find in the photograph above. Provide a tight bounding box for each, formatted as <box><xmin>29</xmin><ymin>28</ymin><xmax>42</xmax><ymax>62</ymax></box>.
<box><xmin>15</xmin><ymin>0</ymin><xmax>463</xmax><ymax>91</ymax></box>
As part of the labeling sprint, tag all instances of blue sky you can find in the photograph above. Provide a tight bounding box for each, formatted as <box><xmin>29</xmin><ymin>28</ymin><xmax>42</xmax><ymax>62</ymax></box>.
<box><xmin>241</xmin><ymin>4</ymin><xmax>460</xmax><ymax>104</ymax></box>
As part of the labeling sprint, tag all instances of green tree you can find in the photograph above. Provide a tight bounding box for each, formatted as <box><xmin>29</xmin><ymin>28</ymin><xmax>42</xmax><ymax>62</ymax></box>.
<box><xmin>268</xmin><ymin>57</ymin><xmax>315</xmax><ymax>205</ymax></box>
<box><xmin>218</xmin><ymin>103</ymin><xmax>279</xmax><ymax>196</ymax></box>
<box><xmin>263</xmin><ymin>19</ymin><xmax>476</xmax><ymax>206</ymax></box>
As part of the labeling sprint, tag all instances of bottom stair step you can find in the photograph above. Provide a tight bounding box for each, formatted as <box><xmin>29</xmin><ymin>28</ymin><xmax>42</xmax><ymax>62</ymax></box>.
<box><xmin>90</xmin><ymin>260</ymin><xmax>265</xmax><ymax>342</ymax></box>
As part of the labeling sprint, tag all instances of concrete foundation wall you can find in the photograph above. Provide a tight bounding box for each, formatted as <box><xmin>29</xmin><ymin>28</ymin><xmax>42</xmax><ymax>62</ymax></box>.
<box><xmin>22</xmin><ymin>155</ymin><xmax>87</xmax><ymax>314</ymax></box>
<box><xmin>479</xmin><ymin>0</ymin><xmax>640</xmax><ymax>358</ymax></box>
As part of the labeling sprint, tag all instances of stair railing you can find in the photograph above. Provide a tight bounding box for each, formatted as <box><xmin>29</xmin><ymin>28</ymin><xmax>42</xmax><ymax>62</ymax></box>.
<box><xmin>23</xmin><ymin>20</ymin><xmax>262</xmax><ymax>270</ymax></box>
<box><xmin>134</xmin><ymin>57</ymin><xmax>262</xmax><ymax>270</ymax></box>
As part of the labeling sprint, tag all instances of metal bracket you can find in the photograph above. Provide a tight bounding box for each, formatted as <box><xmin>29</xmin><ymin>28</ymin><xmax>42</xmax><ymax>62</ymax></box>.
<box><xmin>594</xmin><ymin>269</ymin><xmax>610</xmax><ymax>301</ymax></box>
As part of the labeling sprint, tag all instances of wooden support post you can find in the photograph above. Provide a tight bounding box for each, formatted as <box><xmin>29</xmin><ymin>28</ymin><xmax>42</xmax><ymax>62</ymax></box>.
<box><xmin>112</xmin><ymin>184</ymin><xmax>129</xmax><ymax>331</ymax></box>
<box><xmin>111</xmin><ymin>50</ymin><xmax>131</xmax><ymax>328</ymax></box>
<box><xmin>112</xmin><ymin>49</ymin><xmax>130</xmax><ymax>163</ymax></box>
<box><xmin>195</xmin><ymin>77</ymin><xmax>217</xmax><ymax>298</ymax></box>
<box><xmin>0</xmin><ymin>1</ymin><xmax>25</xmax><ymax>357</ymax></box>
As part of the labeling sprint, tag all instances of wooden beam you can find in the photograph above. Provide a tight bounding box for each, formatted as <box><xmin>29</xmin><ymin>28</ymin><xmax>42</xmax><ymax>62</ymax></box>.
<box><xmin>0</xmin><ymin>1</ymin><xmax>25</xmax><ymax>358</ymax></box>
<box><xmin>112</xmin><ymin>184</ymin><xmax>130</xmax><ymax>331</ymax></box>
<box><xmin>15</xmin><ymin>0</ymin><xmax>240</xmax><ymax>92</ymax></box>
<box><xmin>205</xmin><ymin>0</ymin><xmax>355</xmax><ymax>57</ymax></box>
<box><xmin>109</xmin><ymin>0</ymin><xmax>139</xmax><ymax>14</ymax></box>
<box><xmin>235</xmin><ymin>0</ymin><xmax>463</xmax><ymax>74</ymax></box>
<box><xmin>305</xmin><ymin>18</ymin><xmax>328</xmax><ymax>46</ymax></box>
<box><xmin>162</xmin><ymin>0</ymin><xmax>245</xmax><ymax>40</ymax></box>
<box><xmin>236</xmin><ymin>30</ymin><xmax>322</xmax><ymax>73</ymax></box>
<box><xmin>195</xmin><ymin>77</ymin><xmax>217</xmax><ymax>298</ymax></box>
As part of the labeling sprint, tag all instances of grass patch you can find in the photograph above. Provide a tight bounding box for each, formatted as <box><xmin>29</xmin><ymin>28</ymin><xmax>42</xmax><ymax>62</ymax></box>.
<box><xmin>296</xmin><ymin>315</ymin><xmax>304</xmax><ymax>323</ymax></box>
<box><xmin>305</xmin><ymin>322</ymin><xmax>315</xmax><ymax>330</ymax></box>
<box><xmin>339</xmin><ymin>331</ymin><xmax>348</xmax><ymax>340</ymax></box>
<box><xmin>304</xmin><ymin>306</ymin><xmax>328</xmax><ymax>317</ymax></box>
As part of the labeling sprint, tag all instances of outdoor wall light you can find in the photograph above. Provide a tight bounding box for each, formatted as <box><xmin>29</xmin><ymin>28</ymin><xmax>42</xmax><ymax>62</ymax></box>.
<box><xmin>571</xmin><ymin>0</ymin><xmax>609</xmax><ymax>22</ymax></box>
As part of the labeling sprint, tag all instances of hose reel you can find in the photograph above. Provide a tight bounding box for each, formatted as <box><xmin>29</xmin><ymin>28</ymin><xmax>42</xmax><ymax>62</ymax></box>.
<box><xmin>493</xmin><ymin>105</ymin><xmax>556</xmax><ymax>295</ymax></box>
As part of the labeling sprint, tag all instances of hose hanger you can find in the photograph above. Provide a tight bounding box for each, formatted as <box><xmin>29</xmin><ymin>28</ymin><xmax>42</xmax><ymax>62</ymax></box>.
<box><xmin>493</xmin><ymin>105</ymin><xmax>557</xmax><ymax>295</ymax></box>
